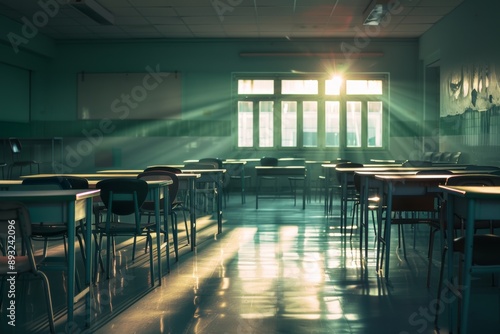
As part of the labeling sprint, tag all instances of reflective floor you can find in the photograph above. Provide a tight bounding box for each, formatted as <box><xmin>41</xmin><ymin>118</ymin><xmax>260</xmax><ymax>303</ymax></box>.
<box><xmin>2</xmin><ymin>191</ymin><xmax>500</xmax><ymax>333</ymax></box>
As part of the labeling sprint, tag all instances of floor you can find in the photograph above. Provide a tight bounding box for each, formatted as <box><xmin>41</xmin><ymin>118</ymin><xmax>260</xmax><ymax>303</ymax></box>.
<box><xmin>2</xmin><ymin>189</ymin><xmax>500</xmax><ymax>333</ymax></box>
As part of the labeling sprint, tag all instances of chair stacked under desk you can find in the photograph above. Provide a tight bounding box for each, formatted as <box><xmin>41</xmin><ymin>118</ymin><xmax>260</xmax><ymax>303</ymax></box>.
<box><xmin>254</xmin><ymin>166</ymin><xmax>307</xmax><ymax>210</ymax></box>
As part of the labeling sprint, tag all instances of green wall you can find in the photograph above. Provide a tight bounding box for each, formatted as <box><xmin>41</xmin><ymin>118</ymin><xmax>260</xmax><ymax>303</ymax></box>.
<box><xmin>0</xmin><ymin>14</ymin><xmax>423</xmax><ymax>170</ymax></box>
<box><xmin>420</xmin><ymin>0</ymin><xmax>500</xmax><ymax>165</ymax></box>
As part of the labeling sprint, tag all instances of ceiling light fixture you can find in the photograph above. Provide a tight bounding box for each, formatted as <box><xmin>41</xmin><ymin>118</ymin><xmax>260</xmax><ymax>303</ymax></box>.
<box><xmin>69</xmin><ymin>0</ymin><xmax>114</xmax><ymax>25</ymax></box>
<box><xmin>362</xmin><ymin>0</ymin><xmax>388</xmax><ymax>26</ymax></box>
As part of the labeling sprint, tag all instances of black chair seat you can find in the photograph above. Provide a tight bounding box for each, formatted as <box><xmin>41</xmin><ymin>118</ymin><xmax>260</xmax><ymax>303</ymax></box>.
<box><xmin>453</xmin><ymin>234</ymin><xmax>500</xmax><ymax>266</ymax></box>
<box><xmin>32</xmin><ymin>224</ymin><xmax>68</xmax><ymax>237</ymax></box>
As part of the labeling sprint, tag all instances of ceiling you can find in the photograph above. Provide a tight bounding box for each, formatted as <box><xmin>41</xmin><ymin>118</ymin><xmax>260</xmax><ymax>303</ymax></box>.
<box><xmin>0</xmin><ymin>0</ymin><xmax>464</xmax><ymax>41</ymax></box>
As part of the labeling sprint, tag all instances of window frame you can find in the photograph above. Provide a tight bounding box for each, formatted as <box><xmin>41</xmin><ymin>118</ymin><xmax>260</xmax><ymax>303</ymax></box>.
<box><xmin>234</xmin><ymin>73</ymin><xmax>389</xmax><ymax>151</ymax></box>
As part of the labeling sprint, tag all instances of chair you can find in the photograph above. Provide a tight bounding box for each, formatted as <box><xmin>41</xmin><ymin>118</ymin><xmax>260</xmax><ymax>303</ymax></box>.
<box><xmin>200</xmin><ymin>158</ymin><xmax>230</xmax><ymax>207</ymax></box>
<box><xmin>144</xmin><ymin>166</ymin><xmax>191</xmax><ymax>239</ymax></box>
<box><xmin>94</xmin><ymin>178</ymin><xmax>154</xmax><ymax>286</ymax></box>
<box><xmin>334</xmin><ymin>162</ymin><xmax>363</xmax><ymax>231</ymax></box>
<box><xmin>376</xmin><ymin>174</ymin><xmax>442</xmax><ymax>276</ymax></box>
<box><xmin>7</xmin><ymin>138</ymin><xmax>40</xmax><ymax>179</ymax></box>
<box><xmin>434</xmin><ymin>174</ymin><xmax>500</xmax><ymax>330</ymax></box>
<box><xmin>199</xmin><ymin>158</ymin><xmax>223</xmax><ymax>169</ymax></box>
<box><xmin>137</xmin><ymin>170</ymin><xmax>190</xmax><ymax>251</ymax></box>
<box><xmin>21</xmin><ymin>176</ymin><xmax>89</xmax><ymax>291</ymax></box>
<box><xmin>350</xmin><ymin>172</ymin><xmax>380</xmax><ymax>252</ymax></box>
<box><xmin>0</xmin><ymin>202</ymin><xmax>55</xmax><ymax>333</ymax></box>
<box><xmin>184</xmin><ymin>162</ymin><xmax>218</xmax><ymax>213</ymax></box>
<box><xmin>412</xmin><ymin>169</ymin><xmax>454</xmax><ymax>287</ymax></box>
<box><xmin>21</xmin><ymin>177</ymin><xmax>76</xmax><ymax>257</ymax></box>
<box><xmin>320</xmin><ymin>161</ymin><xmax>348</xmax><ymax>214</ymax></box>
<box><xmin>450</xmin><ymin>152</ymin><xmax>462</xmax><ymax>164</ymax></box>
<box><xmin>287</xmin><ymin>160</ymin><xmax>306</xmax><ymax>206</ymax></box>
<box><xmin>226</xmin><ymin>162</ymin><xmax>251</xmax><ymax>204</ymax></box>
<box><xmin>257</xmin><ymin>157</ymin><xmax>279</xmax><ymax>197</ymax></box>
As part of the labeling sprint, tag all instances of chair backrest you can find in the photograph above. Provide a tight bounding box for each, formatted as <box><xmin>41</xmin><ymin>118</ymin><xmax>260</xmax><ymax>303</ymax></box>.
<box><xmin>64</xmin><ymin>176</ymin><xmax>89</xmax><ymax>189</ymax></box>
<box><xmin>421</xmin><ymin>152</ymin><xmax>433</xmax><ymax>161</ymax></box>
<box><xmin>260</xmin><ymin>157</ymin><xmax>278</xmax><ymax>166</ymax></box>
<box><xmin>199</xmin><ymin>158</ymin><xmax>223</xmax><ymax>169</ymax></box>
<box><xmin>137</xmin><ymin>170</ymin><xmax>178</xmax><ymax>205</ymax></box>
<box><xmin>335</xmin><ymin>162</ymin><xmax>363</xmax><ymax>185</ymax></box>
<box><xmin>445</xmin><ymin>174</ymin><xmax>500</xmax><ymax>186</ymax></box>
<box><xmin>144</xmin><ymin>166</ymin><xmax>182</xmax><ymax>174</ymax></box>
<box><xmin>22</xmin><ymin>176</ymin><xmax>72</xmax><ymax>189</ymax></box>
<box><xmin>0</xmin><ymin>202</ymin><xmax>36</xmax><ymax>274</ymax></box>
<box><xmin>96</xmin><ymin>178</ymin><xmax>149</xmax><ymax>216</ymax></box>
<box><xmin>450</xmin><ymin>152</ymin><xmax>462</xmax><ymax>164</ymax></box>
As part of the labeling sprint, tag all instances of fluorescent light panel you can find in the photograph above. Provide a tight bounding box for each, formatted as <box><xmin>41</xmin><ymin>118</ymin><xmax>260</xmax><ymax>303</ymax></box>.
<box><xmin>362</xmin><ymin>0</ymin><xmax>388</xmax><ymax>26</ymax></box>
<box><xmin>70</xmin><ymin>0</ymin><xmax>114</xmax><ymax>25</ymax></box>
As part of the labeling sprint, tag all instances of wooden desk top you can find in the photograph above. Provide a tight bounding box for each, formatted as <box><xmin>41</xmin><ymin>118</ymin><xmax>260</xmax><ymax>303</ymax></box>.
<box><xmin>255</xmin><ymin>166</ymin><xmax>305</xmax><ymax>169</ymax></box>
<box><xmin>439</xmin><ymin>185</ymin><xmax>500</xmax><ymax>198</ymax></box>
<box><xmin>181</xmin><ymin>169</ymin><xmax>226</xmax><ymax>173</ymax></box>
<box><xmin>374</xmin><ymin>174</ymin><xmax>453</xmax><ymax>181</ymax></box>
<box><xmin>20</xmin><ymin>172</ymin><xmax>200</xmax><ymax>180</ymax></box>
<box><xmin>0</xmin><ymin>189</ymin><xmax>100</xmax><ymax>201</ymax></box>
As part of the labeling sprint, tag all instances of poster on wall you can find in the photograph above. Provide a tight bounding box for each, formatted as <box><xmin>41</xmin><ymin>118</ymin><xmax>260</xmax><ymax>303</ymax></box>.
<box><xmin>442</xmin><ymin>62</ymin><xmax>499</xmax><ymax>116</ymax></box>
<box><xmin>77</xmin><ymin>71</ymin><xmax>182</xmax><ymax>120</ymax></box>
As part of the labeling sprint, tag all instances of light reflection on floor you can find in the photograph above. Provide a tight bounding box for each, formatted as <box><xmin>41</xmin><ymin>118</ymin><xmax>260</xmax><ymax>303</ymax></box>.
<box><xmin>1</xmin><ymin>195</ymin><xmax>500</xmax><ymax>333</ymax></box>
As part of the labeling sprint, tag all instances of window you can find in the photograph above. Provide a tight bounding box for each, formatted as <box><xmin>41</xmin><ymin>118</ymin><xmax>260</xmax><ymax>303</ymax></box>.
<box><xmin>303</xmin><ymin>101</ymin><xmax>318</xmax><ymax>147</ymax></box>
<box><xmin>325</xmin><ymin>101</ymin><xmax>340</xmax><ymax>147</ymax></box>
<box><xmin>236</xmin><ymin>75</ymin><xmax>387</xmax><ymax>149</ymax></box>
<box><xmin>259</xmin><ymin>101</ymin><xmax>274</xmax><ymax>147</ymax></box>
<box><xmin>237</xmin><ymin>101</ymin><xmax>253</xmax><ymax>147</ymax></box>
<box><xmin>281</xmin><ymin>101</ymin><xmax>297</xmax><ymax>147</ymax></box>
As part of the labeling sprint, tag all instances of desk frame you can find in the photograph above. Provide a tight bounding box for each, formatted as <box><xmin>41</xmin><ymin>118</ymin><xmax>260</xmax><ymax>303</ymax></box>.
<box><xmin>0</xmin><ymin>189</ymin><xmax>100</xmax><ymax>328</ymax></box>
<box><xmin>439</xmin><ymin>185</ymin><xmax>500</xmax><ymax>333</ymax></box>
<box><xmin>255</xmin><ymin>166</ymin><xmax>306</xmax><ymax>210</ymax></box>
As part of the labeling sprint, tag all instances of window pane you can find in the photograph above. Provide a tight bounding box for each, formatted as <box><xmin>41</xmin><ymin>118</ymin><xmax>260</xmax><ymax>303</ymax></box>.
<box><xmin>281</xmin><ymin>101</ymin><xmax>297</xmax><ymax>147</ymax></box>
<box><xmin>325</xmin><ymin>78</ymin><xmax>341</xmax><ymax>95</ymax></box>
<box><xmin>368</xmin><ymin>101</ymin><xmax>383</xmax><ymax>147</ymax></box>
<box><xmin>303</xmin><ymin>101</ymin><xmax>317</xmax><ymax>147</ymax></box>
<box><xmin>238</xmin><ymin>80</ymin><xmax>274</xmax><ymax>94</ymax></box>
<box><xmin>282</xmin><ymin>80</ymin><xmax>318</xmax><ymax>94</ymax></box>
<box><xmin>325</xmin><ymin>101</ymin><xmax>340</xmax><ymax>147</ymax></box>
<box><xmin>346</xmin><ymin>101</ymin><xmax>361</xmax><ymax>147</ymax></box>
<box><xmin>346</xmin><ymin>80</ymin><xmax>382</xmax><ymax>95</ymax></box>
<box><xmin>259</xmin><ymin>101</ymin><xmax>274</xmax><ymax>147</ymax></box>
<box><xmin>238</xmin><ymin>101</ymin><xmax>253</xmax><ymax>147</ymax></box>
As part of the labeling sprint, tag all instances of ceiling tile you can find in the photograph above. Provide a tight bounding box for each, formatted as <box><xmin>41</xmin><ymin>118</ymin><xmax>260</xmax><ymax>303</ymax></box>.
<box><xmin>0</xmin><ymin>0</ymin><xmax>466</xmax><ymax>40</ymax></box>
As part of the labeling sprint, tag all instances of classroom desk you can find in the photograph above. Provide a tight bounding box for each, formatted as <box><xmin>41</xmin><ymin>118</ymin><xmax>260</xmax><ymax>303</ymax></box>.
<box><xmin>4</xmin><ymin>178</ymin><xmax>172</xmax><ymax>282</ymax></box>
<box><xmin>181</xmin><ymin>168</ymin><xmax>225</xmax><ymax>244</ymax></box>
<box><xmin>439</xmin><ymin>185</ymin><xmax>500</xmax><ymax>334</ymax></box>
<box><xmin>22</xmin><ymin>170</ymin><xmax>201</xmax><ymax>250</ymax></box>
<box><xmin>321</xmin><ymin>163</ymin><xmax>406</xmax><ymax>215</ymax></box>
<box><xmin>373</xmin><ymin>174</ymin><xmax>452</xmax><ymax>280</ymax></box>
<box><xmin>255</xmin><ymin>166</ymin><xmax>306</xmax><ymax>209</ymax></box>
<box><xmin>0</xmin><ymin>188</ymin><xmax>100</xmax><ymax>328</ymax></box>
<box><xmin>331</xmin><ymin>165</ymin><xmax>467</xmax><ymax>232</ymax></box>
<box><xmin>351</xmin><ymin>168</ymin><xmax>500</xmax><ymax>263</ymax></box>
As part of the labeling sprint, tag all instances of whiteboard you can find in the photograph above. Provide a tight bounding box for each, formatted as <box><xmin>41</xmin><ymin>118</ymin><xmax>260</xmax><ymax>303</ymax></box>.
<box><xmin>77</xmin><ymin>72</ymin><xmax>181</xmax><ymax>119</ymax></box>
